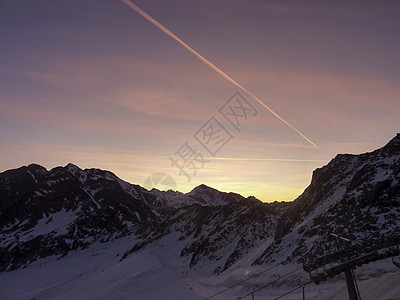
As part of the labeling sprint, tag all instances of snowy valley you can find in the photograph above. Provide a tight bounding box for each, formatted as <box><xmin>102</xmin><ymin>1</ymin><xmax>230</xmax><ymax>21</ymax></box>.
<box><xmin>1</xmin><ymin>134</ymin><xmax>400</xmax><ymax>299</ymax></box>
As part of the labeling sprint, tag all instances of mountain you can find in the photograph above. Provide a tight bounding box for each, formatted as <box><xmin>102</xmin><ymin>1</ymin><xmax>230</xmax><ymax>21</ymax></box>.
<box><xmin>0</xmin><ymin>134</ymin><xmax>399</xmax><ymax>299</ymax></box>
<box><xmin>0</xmin><ymin>163</ymin><xmax>156</xmax><ymax>271</ymax></box>
<box><xmin>148</xmin><ymin>183</ymin><xmax>251</xmax><ymax>209</ymax></box>
<box><xmin>0</xmin><ymin>163</ymin><xmax>262</xmax><ymax>272</ymax></box>
<box><xmin>268</xmin><ymin>133</ymin><xmax>400</xmax><ymax>265</ymax></box>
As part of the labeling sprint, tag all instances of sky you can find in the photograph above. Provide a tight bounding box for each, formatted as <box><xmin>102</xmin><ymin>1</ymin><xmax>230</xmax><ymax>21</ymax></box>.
<box><xmin>1</xmin><ymin>0</ymin><xmax>399</xmax><ymax>202</ymax></box>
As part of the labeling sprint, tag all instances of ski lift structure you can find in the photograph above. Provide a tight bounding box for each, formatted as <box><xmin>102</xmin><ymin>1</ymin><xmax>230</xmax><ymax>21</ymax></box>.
<box><xmin>303</xmin><ymin>233</ymin><xmax>400</xmax><ymax>300</ymax></box>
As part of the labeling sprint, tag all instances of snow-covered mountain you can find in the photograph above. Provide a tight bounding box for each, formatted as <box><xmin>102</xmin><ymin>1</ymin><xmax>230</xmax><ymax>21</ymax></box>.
<box><xmin>258</xmin><ymin>133</ymin><xmax>400</xmax><ymax>266</ymax></box>
<box><xmin>0</xmin><ymin>163</ymin><xmax>262</xmax><ymax>272</ymax></box>
<box><xmin>0</xmin><ymin>134</ymin><xmax>399</xmax><ymax>299</ymax></box>
<box><xmin>0</xmin><ymin>163</ymin><xmax>155</xmax><ymax>271</ymax></box>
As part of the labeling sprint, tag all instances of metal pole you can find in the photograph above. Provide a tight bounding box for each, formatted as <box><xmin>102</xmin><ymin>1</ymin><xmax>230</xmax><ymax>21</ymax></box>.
<box><xmin>344</xmin><ymin>269</ymin><xmax>359</xmax><ymax>300</ymax></box>
<box><xmin>251</xmin><ymin>291</ymin><xmax>254</xmax><ymax>300</ymax></box>
<box><xmin>330</xmin><ymin>232</ymin><xmax>360</xmax><ymax>300</ymax></box>
<box><xmin>352</xmin><ymin>269</ymin><xmax>361</xmax><ymax>300</ymax></box>
<box><xmin>302</xmin><ymin>285</ymin><xmax>305</xmax><ymax>300</ymax></box>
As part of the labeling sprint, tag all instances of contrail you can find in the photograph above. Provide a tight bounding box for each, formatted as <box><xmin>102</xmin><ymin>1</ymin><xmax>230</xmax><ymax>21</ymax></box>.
<box><xmin>121</xmin><ymin>0</ymin><xmax>318</xmax><ymax>148</ymax></box>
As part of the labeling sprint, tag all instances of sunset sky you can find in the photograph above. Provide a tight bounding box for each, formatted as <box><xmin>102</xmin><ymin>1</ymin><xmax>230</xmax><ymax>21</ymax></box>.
<box><xmin>1</xmin><ymin>0</ymin><xmax>399</xmax><ymax>201</ymax></box>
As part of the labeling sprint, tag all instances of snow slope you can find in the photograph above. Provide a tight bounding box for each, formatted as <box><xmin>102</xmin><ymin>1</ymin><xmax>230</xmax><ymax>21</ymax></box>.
<box><xmin>1</xmin><ymin>134</ymin><xmax>400</xmax><ymax>299</ymax></box>
<box><xmin>1</xmin><ymin>237</ymin><xmax>398</xmax><ymax>300</ymax></box>
<box><xmin>0</xmin><ymin>234</ymin><xmax>203</xmax><ymax>300</ymax></box>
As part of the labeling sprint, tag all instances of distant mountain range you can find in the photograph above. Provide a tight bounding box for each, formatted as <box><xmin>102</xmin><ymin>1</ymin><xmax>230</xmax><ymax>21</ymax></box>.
<box><xmin>1</xmin><ymin>134</ymin><xmax>399</xmax><ymax>280</ymax></box>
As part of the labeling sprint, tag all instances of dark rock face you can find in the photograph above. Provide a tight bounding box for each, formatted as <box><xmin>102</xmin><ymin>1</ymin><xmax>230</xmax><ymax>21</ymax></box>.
<box><xmin>266</xmin><ymin>134</ymin><xmax>400</xmax><ymax>264</ymax></box>
<box><xmin>1</xmin><ymin>134</ymin><xmax>399</xmax><ymax>274</ymax></box>
<box><xmin>0</xmin><ymin>164</ymin><xmax>157</xmax><ymax>271</ymax></box>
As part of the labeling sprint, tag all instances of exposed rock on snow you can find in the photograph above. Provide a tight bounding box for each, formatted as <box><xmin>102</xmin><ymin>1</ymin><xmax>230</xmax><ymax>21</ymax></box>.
<box><xmin>0</xmin><ymin>134</ymin><xmax>399</xmax><ymax>299</ymax></box>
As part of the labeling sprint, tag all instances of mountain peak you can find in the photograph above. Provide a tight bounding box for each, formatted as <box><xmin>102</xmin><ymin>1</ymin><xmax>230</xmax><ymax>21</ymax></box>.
<box><xmin>190</xmin><ymin>184</ymin><xmax>216</xmax><ymax>193</ymax></box>
<box><xmin>380</xmin><ymin>133</ymin><xmax>400</xmax><ymax>155</ymax></box>
<box><xmin>65</xmin><ymin>163</ymin><xmax>81</xmax><ymax>170</ymax></box>
<box><xmin>27</xmin><ymin>163</ymin><xmax>47</xmax><ymax>174</ymax></box>
<box><xmin>64</xmin><ymin>163</ymin><xmax>82</xmax><ymax>175</ymax></box>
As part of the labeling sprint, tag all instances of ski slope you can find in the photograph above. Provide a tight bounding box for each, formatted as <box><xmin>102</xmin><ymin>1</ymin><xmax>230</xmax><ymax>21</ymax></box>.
<box><xmin>1</xmin><ymin>232</ymin><xmax>399</xmax><ymax>300</ymax></box>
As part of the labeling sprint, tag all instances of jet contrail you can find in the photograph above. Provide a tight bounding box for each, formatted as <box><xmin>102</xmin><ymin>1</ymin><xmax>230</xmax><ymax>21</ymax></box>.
<box><xmin>121</xmin><ymin>0</ymin><xmax>318</xmax><ymax>148</ymax></box>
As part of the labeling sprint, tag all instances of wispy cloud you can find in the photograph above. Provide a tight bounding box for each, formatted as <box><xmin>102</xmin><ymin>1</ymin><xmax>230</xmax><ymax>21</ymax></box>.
<box><xmin>211</xmin><ymin>0</ymin><xmax>391</xmax><ymax>21</ymax></box>
<box><xmin>11</xmin><ymin>68</ymin><xmax>100</xmax><ymax>88</ymax></box>
<box><xmin>208</xmin><ymin>157</ymin><xmax>328</xmax><ymax>162</ymax></box>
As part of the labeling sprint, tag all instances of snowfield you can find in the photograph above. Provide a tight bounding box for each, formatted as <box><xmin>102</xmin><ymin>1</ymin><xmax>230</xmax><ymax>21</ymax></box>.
<box><xmin>1</xmin><ymin>135</ymin><xmax>400</xmax><ymax>299</ymax></box>
<box><xmin>1</xmin><ymin>233</ymin><xmax>399</xmax><ymax>300</ymax></box>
